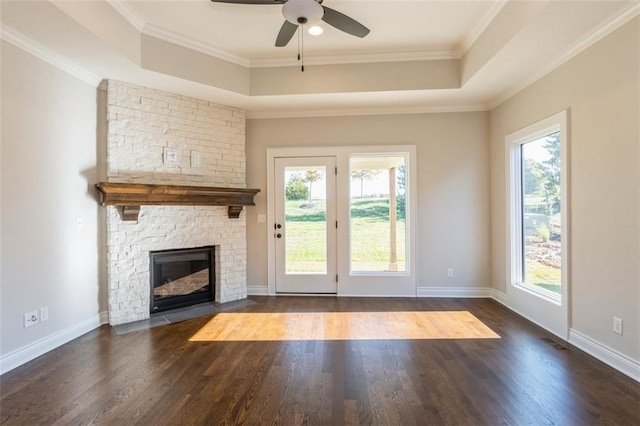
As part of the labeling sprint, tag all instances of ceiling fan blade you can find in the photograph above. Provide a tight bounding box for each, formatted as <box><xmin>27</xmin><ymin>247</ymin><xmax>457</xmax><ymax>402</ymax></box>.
<box><xmin>210</xmin><ymin>0</ymin><xmax>285</xmax><ymax>5</ymax></box>
<box><xmin>275</xmin><ymin>20</ymin><xmax>298</xmax><ymax>47</ymax></box>
<box><xmin>321</xmin><ymin>6</ymin><xmax>370</xmax><ymax>38</ymax></box>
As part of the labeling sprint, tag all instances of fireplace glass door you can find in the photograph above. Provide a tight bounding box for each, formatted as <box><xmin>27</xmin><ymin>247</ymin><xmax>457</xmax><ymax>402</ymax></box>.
<box><xmin>150</xmin><ymin>246</ymin><xmax>215</xmax><ymax>313</ymax></box>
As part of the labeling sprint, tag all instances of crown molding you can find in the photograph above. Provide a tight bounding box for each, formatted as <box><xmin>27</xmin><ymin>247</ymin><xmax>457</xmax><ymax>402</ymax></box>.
<box><xmin>107</xmin><ymin>0</ymin><xmax>457</xmax><ymax>68</ymax></box>
<box><xmin>106</xmin><ymin>0</ymin><xmax>145</xmax><ymax>32</ymax></box>
<box><xmin>0</xmin><ymin>24</ymin><xmax>101</xmax><ymax>87</ymax></box>
<box><xmin>142</xmin><ymin>23</ymin><xmax>251</xmax><ymax>67</ymax></box>
<box><xmin>107</xmin><ymin>0</ymin><xmax>250</xmax><ymax>67</ymax></box>
<box><xmin>250</xmin><ymin>48</ymin><xmax>457</xmax><ymax>68</ymax></box>
<box><xmin>142</xmin><ymin>21</ymin><xmax>457</xmax><ymax>69</ymax></box>
<box><xmin>488</xmin><ymin>0</ymin><xmax>640</xmax><ymax>110</ymax></box>
<box><xmin>457</xmin><ymin>0</ymin><xmax>509</xmax><ymax>58</ymax></box>
<box><xmin>246</xmin><ymin>103</ymin><xmax>488</xmax><ymax>120</ymax></box>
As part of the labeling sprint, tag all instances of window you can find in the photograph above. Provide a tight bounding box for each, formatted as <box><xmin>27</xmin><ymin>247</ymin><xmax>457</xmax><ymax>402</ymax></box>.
<box><xmin>349</xmin><ymin>155</ymin><xmax>407</xmax><ymax>273</ymax></box>
<box><xmin>507</xmin><ymin>112</ymin><xmax>567</xmax><ymax>303</ymax></box>
<box><xmin>283</xmin><ymin>166</ymin><xmax>328</xmax><ymax>274</ymax></box>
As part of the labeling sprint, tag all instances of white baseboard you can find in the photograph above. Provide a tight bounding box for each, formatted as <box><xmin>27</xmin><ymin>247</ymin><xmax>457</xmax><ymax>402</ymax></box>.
<box><xmin>251</xmin><ymin>285</ymin><xmax>495</xmax><ymax>299</ymax></box>
<box><xmin>5</xmin><ymin>297</ymin><xmax>638</xmax><ymax>385</ymax></box>
<box><xmin>491</xmin><ymin>289</ymin><xmax>508</xmax><ymax>306</ymax></box>
<box><xmin>247</xmin><ymin>285</ymin><xmax>269</xmax><ymax>296</ymax></box>
<box><xmin>490</xmin><ymin>291</ymin><xmax>639</xmax><ymax>383</ymax></box>
<box><xmin>338</xmin><ymin>293</ymin><xmax>415</xmax><ymax>298</ymax></box>
<box><xmin>417</xmin><ymin>286</ymin><xmax>494</xmax><ymax>298</ymax></box>
<box><xmin>568</xmin><ymin>329</ymin><xmax>640</xmax><ymax>382</ymax></box>
<box><xmin>0</xmin><ymin>312</ymin><xmax>109</xmax><ymax>375</ymax></box>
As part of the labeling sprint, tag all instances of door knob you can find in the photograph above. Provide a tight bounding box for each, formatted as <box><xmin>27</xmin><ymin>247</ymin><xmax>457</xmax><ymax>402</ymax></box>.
<box><xmin>276</xmin><ymin>224</ymin><xmax>282</xmax><ymax>229</ymax></box>
<box><xmin>276</xmin><ymin>233</ymin><xmax>282</xmax><ymax>238</ymax></box>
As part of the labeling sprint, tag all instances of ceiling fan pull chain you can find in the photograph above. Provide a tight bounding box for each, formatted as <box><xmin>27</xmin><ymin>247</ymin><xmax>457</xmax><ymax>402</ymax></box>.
<box><xmin>297</xmin><ymin>25</ymin><xmax>301</xmax><ymax>62</ymax></box>
<box><xmin>301</xmin><ymin>24</ymin><xmax>305</xmax><ymax>72</ymax></box>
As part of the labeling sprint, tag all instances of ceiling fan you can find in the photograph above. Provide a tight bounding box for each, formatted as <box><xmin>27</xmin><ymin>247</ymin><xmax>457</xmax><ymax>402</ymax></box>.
<box><xmin>210</xmin><ymin>0</ymin><xmax>370</xmax><ymax>47</ymax></box>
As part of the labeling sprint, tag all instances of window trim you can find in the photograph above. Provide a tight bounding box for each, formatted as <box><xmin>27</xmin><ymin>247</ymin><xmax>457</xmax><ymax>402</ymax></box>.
<box><xmin>506</xmin><ymin>111</ymin><xmax>568</xmax><ymax>305</ymax></box>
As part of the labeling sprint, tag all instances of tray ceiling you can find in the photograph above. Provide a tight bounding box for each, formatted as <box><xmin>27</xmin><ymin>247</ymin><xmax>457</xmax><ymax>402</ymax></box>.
<box><xmin>1</xmin><ymin>0</ymin><xmax>637</xmax><ymax>117</ymax></box>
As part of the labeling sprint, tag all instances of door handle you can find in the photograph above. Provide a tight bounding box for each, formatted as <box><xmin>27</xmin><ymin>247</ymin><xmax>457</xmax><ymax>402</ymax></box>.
<box><xmin>276</xmin><ymin>223</ymin><xmax>282</xmax><ymax>229</ymax></box>
<box><xmin>276</xmin><ymin>233</ymin><xmax>282</xmax><ymax>238</ymax></box>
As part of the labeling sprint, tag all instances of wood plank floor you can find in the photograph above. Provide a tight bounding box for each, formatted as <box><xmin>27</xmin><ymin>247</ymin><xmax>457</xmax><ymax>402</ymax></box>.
<box><xmin>1</xmin><ymin>297</ymin><xmax>638</xmax><ymax>425</ymax></box>
<box><xmin>189</xmin><ymin>311</ymin><xmax>500</xmax><ymax>341</ymax></box>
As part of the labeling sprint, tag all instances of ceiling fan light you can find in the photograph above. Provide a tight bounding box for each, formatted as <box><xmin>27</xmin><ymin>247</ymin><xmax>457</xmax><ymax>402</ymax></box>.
<box><xmin>282</xmin><ymin>0</ymin><xmax>324</xmax><ymax>25</ymax></box>
<box><xmin>308</xmin><ymin>25</ymin><xmax>323</xmax><ymax>36</ymax></box>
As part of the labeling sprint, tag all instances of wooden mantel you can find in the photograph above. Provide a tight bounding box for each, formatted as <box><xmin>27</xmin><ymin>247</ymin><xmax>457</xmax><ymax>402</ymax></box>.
<box><xmin>95</xmin><ymin>182</ymin><xmax>260</xmax><ymax>221</ymax></box>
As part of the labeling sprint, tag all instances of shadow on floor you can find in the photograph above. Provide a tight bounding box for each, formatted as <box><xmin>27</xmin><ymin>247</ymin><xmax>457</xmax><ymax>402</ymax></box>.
<box><xmin>113</xmin><ymin>298</ymin><xmax>257</xmax><ymax>335</ymax></box>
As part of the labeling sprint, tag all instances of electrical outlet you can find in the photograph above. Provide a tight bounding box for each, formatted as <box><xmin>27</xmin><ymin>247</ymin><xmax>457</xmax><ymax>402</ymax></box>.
<box><xmin>24</xmin><ymin>310</ymin><xmax>39</xmax><ymax>328</ymax></box>
<box><xmin>257</xmin><ymin>214</ymin><xmax>266</xmax><ymax>223</ymax></box>
<box><xmin>447</xmin><ymin>268</ymin><xmax>454</xmax><ymax>278</ymax></box>
<box><xmin>40</xmin><ymin>307</ymin><xmax>49</xmax><ymax>322</ymax></box>
<box><xmin>163</xmin><ymin>147</ymin><xmax>179</xmax><ymax>165</ymax></box>
<box><xmin>613</xmin><ymin>317</ymin><xmax>623</xmax><ymax>335</ymax></box>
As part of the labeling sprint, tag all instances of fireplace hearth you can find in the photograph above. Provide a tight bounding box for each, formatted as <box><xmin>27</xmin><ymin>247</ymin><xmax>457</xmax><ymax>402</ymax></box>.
<box><xmin>150</xmin><ymin>246</ymin><xmax>215</xmax><ymax>313</ymax></box>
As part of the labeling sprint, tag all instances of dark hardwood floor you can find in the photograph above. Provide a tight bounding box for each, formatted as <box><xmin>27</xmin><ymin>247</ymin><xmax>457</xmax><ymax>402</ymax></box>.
<box><xmin>1</xmin><ymin>297</ymin><xmax>638</xmax><ymax>425</ymax></box>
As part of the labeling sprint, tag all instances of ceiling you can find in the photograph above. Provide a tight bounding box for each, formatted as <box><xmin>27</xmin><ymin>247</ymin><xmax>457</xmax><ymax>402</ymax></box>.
<box><xmin>124</xmin><ymin>0</ymin><xmax>497</xmax><ymax>62</ymax></box>
<box><xmin>1</xmin><ymin>0</ymin><xmax>637</xmax><ymax>118</ymax></box>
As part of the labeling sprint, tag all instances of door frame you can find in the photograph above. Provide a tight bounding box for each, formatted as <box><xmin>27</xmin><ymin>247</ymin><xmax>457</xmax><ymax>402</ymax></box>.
<box><xmin>266</xmin><ymin>146</ymin><xmax>417</xmax><ymax>297</ymax></box>
<box><xmin>273</xmin><ymin>156</ymin><xmax>338</xmax><ymax>294</ymax></box>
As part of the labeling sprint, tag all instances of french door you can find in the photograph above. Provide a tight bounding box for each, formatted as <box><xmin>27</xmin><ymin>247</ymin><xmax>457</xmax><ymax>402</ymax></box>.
<box><xmin>268</xmin><ymin>146</ymin><xmax>417</xmax><ymax>297</ymax></box>
<box><xmin>274</xmin><ymin>156</ymin><xmax>337</xmax><ymax>294</ymax></box>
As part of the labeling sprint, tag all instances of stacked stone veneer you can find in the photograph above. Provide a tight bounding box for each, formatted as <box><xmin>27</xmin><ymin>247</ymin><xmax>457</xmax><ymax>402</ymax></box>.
<box><xmin>105</xmin><ymin>80</ymin><xmax>247</xmax><ymax>325</ymax></box>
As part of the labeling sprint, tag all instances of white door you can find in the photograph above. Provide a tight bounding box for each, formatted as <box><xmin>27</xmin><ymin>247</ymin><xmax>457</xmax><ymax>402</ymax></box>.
<box><xmin>274</xmin><ymin>157</ymin><xmax>337</xmax><ymax>293</ymax></box>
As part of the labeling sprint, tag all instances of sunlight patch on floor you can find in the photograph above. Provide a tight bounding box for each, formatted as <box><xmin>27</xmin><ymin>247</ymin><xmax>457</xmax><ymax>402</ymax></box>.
<box><xmin>189</xmin><ymin>311</ymin><xmax>500</xmax><ymax>342</ymax></box>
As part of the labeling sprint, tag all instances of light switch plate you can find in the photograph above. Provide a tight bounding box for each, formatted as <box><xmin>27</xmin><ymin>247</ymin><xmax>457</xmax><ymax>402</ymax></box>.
<box><xmin>613</xmin><ymin>317</ymin><xmax>623</xmax><ymax>335</ymax></box>
<box><xmin>191</xmin><ymin>151</ymin><xmax>202</xmax><ymax>168</ymax></box>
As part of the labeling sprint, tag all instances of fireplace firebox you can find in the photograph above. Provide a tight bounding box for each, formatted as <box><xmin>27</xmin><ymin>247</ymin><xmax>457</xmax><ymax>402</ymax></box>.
<box><xmin>150</xmin><ymin>246</ymin><xmax>215</xmax><ymax>313</ymax></box>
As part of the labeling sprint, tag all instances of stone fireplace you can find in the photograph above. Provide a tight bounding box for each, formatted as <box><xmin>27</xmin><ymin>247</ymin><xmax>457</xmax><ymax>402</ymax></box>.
<box><xmin>103</xmin><ymin>80</ymin><xmax>248</xmax><ymax>325</ymax></box>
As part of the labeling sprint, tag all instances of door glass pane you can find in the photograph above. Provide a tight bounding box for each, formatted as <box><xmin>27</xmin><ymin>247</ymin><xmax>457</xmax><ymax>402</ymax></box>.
<box><xmin>350</xmin><ymin>156</ymin><xmax>407</xmax><ymax>273</ymax></box>
<box><xmin>521</xmin><ymin>132</ymin><xmax>561</xmax><ymax>294</ymax></box>
<box><xmin>284</xmin><ymin>166</ymin><xmax>327</xmax><ymax>274</ymax></box>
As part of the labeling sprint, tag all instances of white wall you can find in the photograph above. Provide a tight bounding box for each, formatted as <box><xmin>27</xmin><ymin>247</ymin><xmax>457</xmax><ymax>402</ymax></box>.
<box><xmin>246</xmin><ymin>112</ymin><xmax>491</xmax><ymax>294</ymax></box>
<box><xmin>103</xmin><ymin>80</ymin><xmax>249</xmax><ymax>325</ymax></box>
<box><xmin>489</xmin><ymin>18</ymin><xmax>639</xmax><ymax>362</ymax></box>
<box><xmin>1</xmin><ymin>41</ymin><xmax>103</xmax><ymax>371</ymax></box>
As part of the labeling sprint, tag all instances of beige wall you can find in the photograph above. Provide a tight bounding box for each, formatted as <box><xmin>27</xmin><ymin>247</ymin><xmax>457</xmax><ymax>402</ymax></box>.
<box><xmin>489</xmin><ymin>18</ymin><xmax>639</xmax><ymax>360</ymax></box>
<box><xmin>1</xmin><ymin>42</ymin><xmax>102</xmax><ymax>358</ymax></box>
<box><xmin>246</xmin><ymin>112</ymin><xmax>491</xmax><ymax>292</ymax></box>
<box><xmin>250</xmin><ymin>59</ymin><xmax>460</xmax><ymax>95</ymax></box>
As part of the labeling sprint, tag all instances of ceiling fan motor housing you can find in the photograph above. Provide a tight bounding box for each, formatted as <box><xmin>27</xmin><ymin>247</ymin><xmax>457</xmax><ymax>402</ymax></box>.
<box><xmin>283</xmin><ymin>0</ymin><xmax>324</xmax><ymax>25</ymax></box>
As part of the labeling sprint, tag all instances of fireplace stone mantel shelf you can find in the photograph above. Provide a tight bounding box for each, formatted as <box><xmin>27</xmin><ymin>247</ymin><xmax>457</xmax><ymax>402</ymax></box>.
<box><xmin>95</xmin><ymin>182</ymin><xmax>260</xmax><ymax>221</ymax></box>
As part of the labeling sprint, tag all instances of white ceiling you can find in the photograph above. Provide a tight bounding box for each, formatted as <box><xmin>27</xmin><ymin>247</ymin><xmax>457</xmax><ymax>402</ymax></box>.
<box><xmin>1</xmin><ymin>0</ymin><xmax>638</xmax><ymax>118</ymax></box>
<box><xmin>125</xmin><ymin>0</ymin><xmax>498</xmax><ymax>61</ymax></box>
